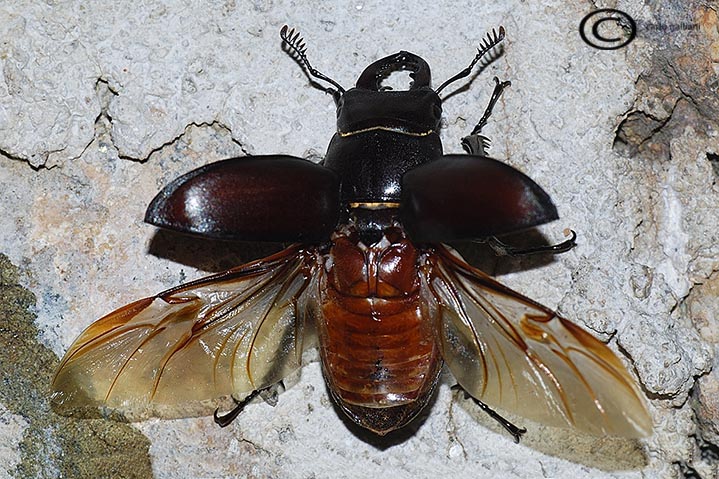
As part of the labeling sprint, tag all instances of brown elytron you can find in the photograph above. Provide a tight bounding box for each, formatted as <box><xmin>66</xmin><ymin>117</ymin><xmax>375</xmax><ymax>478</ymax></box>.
<box><xmin>319</xmin><ymin>223</ymin><xmax>442</xmax><ymax>433</ymax></box>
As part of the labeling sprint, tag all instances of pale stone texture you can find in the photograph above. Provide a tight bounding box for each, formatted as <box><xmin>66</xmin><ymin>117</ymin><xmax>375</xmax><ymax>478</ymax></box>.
<box><xmin>1</xmin><ymin>1</ymin><xmax>717</xmax><ymax>478</ymax></box>
<box><xmin>0</xmin><ymin>406</ymin><xmax>29</xmax><ymax>479</ymax></box>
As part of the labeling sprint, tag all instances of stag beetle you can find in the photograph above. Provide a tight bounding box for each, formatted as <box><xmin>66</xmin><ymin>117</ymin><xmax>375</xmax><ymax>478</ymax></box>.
<box><xmin>52</xmin><ymin>26</ymin><xmax>651</xmax><ymax>440</ymax></box>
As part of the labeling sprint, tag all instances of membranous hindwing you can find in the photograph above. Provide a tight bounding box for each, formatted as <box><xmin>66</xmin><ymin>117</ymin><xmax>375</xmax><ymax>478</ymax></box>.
<box><xmin>420</xmin><ymin>245</ymin><xmax>651</xmax><ymax>438</ymax></box>
<box><xmin>52</xmin><ymin>246</ymin><xmax>321</xmax><ymax>420</ymax></box>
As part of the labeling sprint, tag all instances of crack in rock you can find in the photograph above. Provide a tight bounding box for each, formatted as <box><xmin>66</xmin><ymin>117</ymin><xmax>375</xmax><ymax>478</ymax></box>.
<box><xmin>114</xmin><ymin>120</ymin><xmax>248</xmax><ymax>163</ymax></box>
<box><xmin>445</xmin><ymin>389</ymin><xmax>468</xmax><ymax>461</ymax></box>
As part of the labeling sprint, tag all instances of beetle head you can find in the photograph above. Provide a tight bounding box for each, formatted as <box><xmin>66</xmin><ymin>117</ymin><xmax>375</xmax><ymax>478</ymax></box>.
<box><xmin>334</xmin><ymin>52</ymin><xmax>442</xmax><ymax>135</ymax></box>
<box><xmin>355</xmin><ymin>51</ymin><xmax>431</xmax><ymax>91</ymax></box>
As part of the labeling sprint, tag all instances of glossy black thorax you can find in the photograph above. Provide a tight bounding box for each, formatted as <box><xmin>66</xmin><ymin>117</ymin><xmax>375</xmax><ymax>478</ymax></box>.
<box><xmin>323</xmin><ymin>52</ymin><xmax>444</xmax><ymax>203</ymax></box>
<box><xmin>324</xmin><ymin>128</ymin><xmax>442</xmax><ymax>203</ymax></box>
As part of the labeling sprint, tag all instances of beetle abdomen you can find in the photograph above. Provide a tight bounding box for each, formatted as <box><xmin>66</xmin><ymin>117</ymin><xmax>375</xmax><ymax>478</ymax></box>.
<box><xmin>320</xmin><ymin>294</ymin><xmax>437</xmax><ymax>403</ymax></box>
<box><xmin>317</xmin><ymin>225</ymin><xmax>442</xmax><ymax>434</ymax></box>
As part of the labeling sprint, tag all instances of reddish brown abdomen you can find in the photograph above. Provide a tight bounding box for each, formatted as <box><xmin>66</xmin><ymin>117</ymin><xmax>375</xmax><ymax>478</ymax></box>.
<box><xmin>318</xmin><ymin>229</ymin><xmax>442</xmax><ymax>434</ymax></box>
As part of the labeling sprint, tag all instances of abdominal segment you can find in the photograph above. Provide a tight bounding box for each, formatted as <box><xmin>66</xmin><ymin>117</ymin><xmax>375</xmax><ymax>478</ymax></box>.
<box><xmin>318</xmin><ymin>227</ymin><xmax>442</xmax><ymax>434</ymax></box>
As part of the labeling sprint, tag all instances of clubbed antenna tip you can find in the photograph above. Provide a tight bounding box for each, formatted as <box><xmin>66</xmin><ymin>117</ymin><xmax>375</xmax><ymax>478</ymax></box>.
<box><xmin>280</xmin><ymin>25</ymin><xmax>345</xmax><ymax>94</ymax></box>
<box><xmin>435</xmin><ymin>25</ymin><xmax>507</xmax><ymax>94</ymax></box>
<box><xmin>280</xmin><ymin>25</ymin><xmax>308</xmax><ymax>57</ymax></box>
<box><xmin>479</xmin><ymin>26</ymin><xmax>505</xmax><ymax>55</ymax></box>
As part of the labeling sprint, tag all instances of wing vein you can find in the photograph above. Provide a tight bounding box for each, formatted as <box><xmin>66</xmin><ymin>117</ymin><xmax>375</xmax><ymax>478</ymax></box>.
<box><xmin>104</xmin><ymin>325</ymin><xmax>170</xmax><ymax>402</ymax></box>
<box><xmin>423</xmin><ymin>245</ymin><xmax>650</xmax><ymax>437</ymax></box>
<box><xmin>244</xmin><ymin>260</ymin><xmax>301</xmax><ymax>388</ymax></box>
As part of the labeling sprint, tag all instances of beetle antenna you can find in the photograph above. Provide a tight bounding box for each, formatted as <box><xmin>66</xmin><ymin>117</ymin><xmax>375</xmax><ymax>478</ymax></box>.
<box><xmin>435</xmin><ymin>26</ymin><xmax>506</xmax><ymax>94</ymax></box>
<box><xmin>280</xmin><ymin>25</ymin><xmax>346</xmax><ymax>95</ymax></box>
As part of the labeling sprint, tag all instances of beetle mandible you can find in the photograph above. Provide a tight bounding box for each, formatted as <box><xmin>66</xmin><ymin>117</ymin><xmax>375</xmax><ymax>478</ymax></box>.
<box><xmin>52</xmin><ymin>26</ymin><xmax>651</xmax><ymax>440</ymax></box>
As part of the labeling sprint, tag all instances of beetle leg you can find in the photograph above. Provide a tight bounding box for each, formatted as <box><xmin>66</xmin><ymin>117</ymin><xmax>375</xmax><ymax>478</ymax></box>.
<box><xmin>469</xmin><ymin>76</ymin><xmax>512</xmax><ymax>137</ymax></box>
<box><xmin>451</xmin><ymin>385</ymin><xmax>527</xmax><ymax>443</ymax></box>
<box><xmin>461</xmin><ymin>77</ymin><xmax>512</xmax><ymax>155</ymax></box>
<box><xmin>487</xmin><ymin>229</ymin><xmax>577</xmax><ymax>257</ymax></box>
<box><xmin>213</xmin><ymin>381</ymin><xmax>285</xmax><ymax>428</ymax></box>
<box><xmin>258</xmin><ymin>380</ymin><xmax>285</xmax><ymax>407</ymax></box>
<box><xmin>214</xmin><ymin>390</ymin><xmax>261</xmax><ymax>428</ymax></box>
